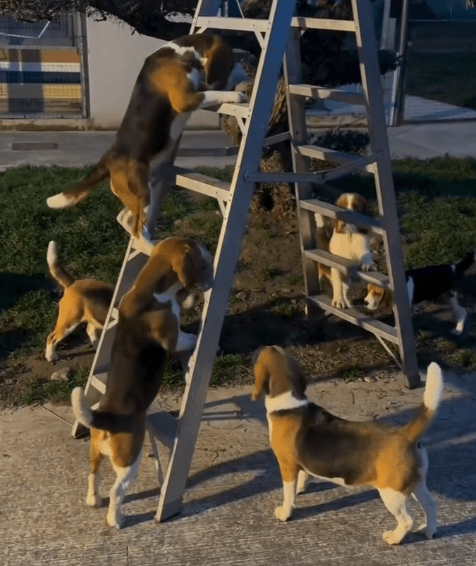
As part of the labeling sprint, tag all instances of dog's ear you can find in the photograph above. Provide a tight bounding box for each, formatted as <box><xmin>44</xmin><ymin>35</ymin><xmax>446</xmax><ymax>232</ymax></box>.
<box><xmin>288</xmin><ymin>357</ymin><xmax>307</xmax><ymax>397</ymax></box>
<box><xmin>251</xmin><ymin>348</ymin><xmax>270</xmax><ymax>400</ymax></box>
<box><xmin>173</xmin><ymin>245</ymin><xmax>199</xmax><ymax>289</ymax></box>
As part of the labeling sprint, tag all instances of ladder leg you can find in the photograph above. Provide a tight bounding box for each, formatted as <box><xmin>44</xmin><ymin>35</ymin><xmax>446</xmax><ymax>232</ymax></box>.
<box><xmin>155</xmin><ymin>0</ymin><xmax>298</xmax><ymax>522</ymax></box>
<box><xmin>351</xmin><ymin>0</ymin><xmax>419</xmax><ymax>388</ymax></box>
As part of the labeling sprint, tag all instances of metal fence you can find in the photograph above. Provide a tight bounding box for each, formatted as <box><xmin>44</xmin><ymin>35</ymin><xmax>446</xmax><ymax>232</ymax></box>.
<box><xmin>0</xmin><ymin>13</ymin><xmax>87</xmax><ymax>118</ymax></box>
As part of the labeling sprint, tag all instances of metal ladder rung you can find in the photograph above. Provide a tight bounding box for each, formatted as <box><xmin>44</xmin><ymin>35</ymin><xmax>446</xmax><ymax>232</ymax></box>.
<box><xmin>194</xmin><ymin>16</ymin><xmax>269</xmax><ymax>32</ymax></box>
<box><xmin>146</xmin><ymin>401</ymin><xmax>178</xmax><ymax>450</ymax></box>
<box><xmin>291</xmin><ymin>16</ymin><xmax>356</xmax><ymax>32</ymax></box>
<box><xmin>299</xmin><ymin>198</ymin><xmax>385</xmax><ymax>235</ymax></box>
<box><xmin>173</xmin><ymin>166</ymin><xmax>231</xmax><ymax>201</ymax></box>
<box><xmin>289</xmin><ymin>84</ymin><xmax>366</xmax><ymax>105</ymax></box>
<box><xmin>90</xmin><ymin>372</ymin><xmax>107</xmax><ymax>395</ymax></box>
<box><xmin>297</xmin><ymin>144</ymin><xmax>368</xmax><ymax>166</ymax></box>
<box><xmin>304</xmin><ymin>249</ymin><xmax>390</xmax><ymax>287</ymax></box>
<box><xmin>245</xmin><ymin>153</ymin><xmax>379</xmax><ymax>184</ymax></box>
<box><xmin>209</xmin><ymin>102</ymin><xmax>250</xmax><ymax>120</ymax></box>
<box><xmin>309</xmin><ymin>294</ymin><xmax>398</xmax><ymax>343</ymax></box>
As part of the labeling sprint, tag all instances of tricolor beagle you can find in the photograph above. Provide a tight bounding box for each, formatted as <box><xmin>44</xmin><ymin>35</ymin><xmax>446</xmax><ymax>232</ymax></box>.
<box><xmin>252</xmin><ymin>346</ymin><xmax>443</xmax><ymax>545</ymax></box>
<box><xmin>45</xmin><ymin>241</ymin><xmax>114</xmax><ymax>362</ymax></box>
<box><xmin>71</xmin><ymin>236</ymin><xmax>213</xmax><ymax>528</ymax></box>
<box><xmin>316</xmin><ymin>193</ymin><xmax>374</xmax><ymax>309</ymax></box>
<box><xmin>47</xmin><ymin>33</ymin><xmax>246</xmax><ymax>239</ymax></box>
<box><xmin>364</xmin><ymin>250</ymin><xmax>476</xmax><ymax>335</ymax></box>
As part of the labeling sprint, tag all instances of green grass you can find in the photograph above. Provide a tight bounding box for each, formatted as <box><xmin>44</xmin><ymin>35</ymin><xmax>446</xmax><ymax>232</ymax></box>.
<box><xmin>2</xmin><ymin>158</ymin><xmax>476</xmax><ymax>405</ymax></box>
<box><xmin>19</xmin><ymin>365</ymin><xmax>89</xmax><ymax>405</ymax></box>
<box><xmin>406</xmin><ymin>52</ymin><xmax>476</xmax><ymax>109</ymax></box>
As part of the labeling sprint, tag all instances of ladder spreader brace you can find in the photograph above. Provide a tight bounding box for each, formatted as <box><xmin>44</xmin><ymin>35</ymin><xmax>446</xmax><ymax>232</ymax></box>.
<box><xmin>72</xmin><ymin>0</ymin><xmax>419</xmax><ymax>524</ymax></box>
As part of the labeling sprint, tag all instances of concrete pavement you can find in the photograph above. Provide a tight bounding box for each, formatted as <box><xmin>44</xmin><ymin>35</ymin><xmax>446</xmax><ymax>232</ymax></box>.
<box><xmin>1</xmin><ymin>119</ymin><xmax>476</xmax><ymax>173</ymax></box>
<box><xmin>1</xmin><ymin>367</ymin><xmax>476</xmax><ymax>565</ymax></box>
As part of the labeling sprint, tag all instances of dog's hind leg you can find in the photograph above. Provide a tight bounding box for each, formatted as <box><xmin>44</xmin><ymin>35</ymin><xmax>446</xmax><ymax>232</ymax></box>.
<box><xmin>412</xmin><ymin>480</ymin><xmax>437</xmax><ymax>539</ymax></box>
<box><xmin>107</xmin><ymin>453</ymin><xmax>142</xmax><ymax>529</ymax></box>
<box><xmin>86</xmin><ymin>431</ymin><xmax>104</xmax><ymax>508</ymax></box>
<box><xmin>46</xmin><ymin>300</ymin><xmax>82</xmax><ymax>362</ymax></box>
<box><xmin>412</xmin><ymin>445</ymin><xmax>437</xmax><ymax>539</ymax></box>
<box><xmin>378</xmin><ymin>488</ymin><xmax>413</xmax><ymax>545</ymax></box>
<box><xmin>449</xmin><ymin>292</ymin><xmax>466</xmax><ymax>335</ymax></box>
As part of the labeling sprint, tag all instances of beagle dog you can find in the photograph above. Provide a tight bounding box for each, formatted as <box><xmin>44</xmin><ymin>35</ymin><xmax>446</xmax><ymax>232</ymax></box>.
<box><xmin>364</xmin><ymin>249</ymin><xmax>476</xmax><ymax>335</ymax></box>
<box><xmin>45</xmin><ymin>241</ymin><xmax>114</xmax><ymax>362</ymax></box>
<box><xmin>71</xmin><ymin>236</ymin><xmax>213</xmax><ymax>528</ymax></box>
<box><xmin>47</xmin><ymin>33</ymin><xmax>247</xmax><ymax>239</ymax></box>
<box><xmin>252</xmin><ymin>346</ymin><xmax>443</xmax><ymax>545</ymax></box>
<box><xmin>316</xmin><ymin>193</ymin><xmax>374</xmax><ymax>309</ymax></box>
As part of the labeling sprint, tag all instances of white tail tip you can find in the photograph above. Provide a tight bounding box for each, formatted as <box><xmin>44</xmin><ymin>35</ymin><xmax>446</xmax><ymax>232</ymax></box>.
<box><xmin>71</xmin><ymin>387</ymin><xmax>93</xmax><ymax>427</ymax></box>
<box><xmin>423</xmin><ymin>362</ymin><xmax>443</xmax><ymax>411</ymax></box>
<box><xmin>47</xmin><ymin>240</ymin><xmax>57</xmax><ymax>267</ymax></box>
<box><xmin>47</xmin><ymin>193</ymin><xmax>72</xmax><ymax>209</ymax></box>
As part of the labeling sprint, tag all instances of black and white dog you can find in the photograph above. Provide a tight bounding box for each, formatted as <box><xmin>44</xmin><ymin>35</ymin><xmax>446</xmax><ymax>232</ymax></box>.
<box><xmin>364</xmin><ymin>250</ymin><xmax>475</xmax><ymax>335</ymax></box>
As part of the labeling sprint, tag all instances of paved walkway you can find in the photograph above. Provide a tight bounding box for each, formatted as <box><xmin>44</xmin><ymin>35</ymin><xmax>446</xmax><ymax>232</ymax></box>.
<box><xmin>1</xmin><ymin>119</ymin><xmax>476</xmax><ymax>173</ymax></box>
<box><xmin>1</xmin><ymin>367</ymin><xmax>476</xmax><ymax>565</ymax></box>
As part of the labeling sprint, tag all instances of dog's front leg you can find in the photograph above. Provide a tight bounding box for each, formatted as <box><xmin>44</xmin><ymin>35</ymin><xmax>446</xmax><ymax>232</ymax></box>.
<box><xmin>275</xmin><ymin>464</ymin><xmax>298</xmax><ymax>522</ymax></box>
<box><xmin>331</xmin><ymin>268</ymin><xmax>346</xmax><ymax>309</ymax></box>
<box><xmin>296</xmin><ymin>470</ymin><xmax>310</xmax><ymax>495</ymax></box>
<box><xmin>449</xmin><ymin>292</ymin><xmax>467</xmax><ymax>335</ymax></box>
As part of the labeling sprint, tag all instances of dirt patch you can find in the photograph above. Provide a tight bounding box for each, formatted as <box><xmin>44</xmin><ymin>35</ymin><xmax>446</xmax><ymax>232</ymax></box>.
<box><xmin>1</xmin><ymin>203</ymin><xmax>476</xmax><ymax>408</ymax></box>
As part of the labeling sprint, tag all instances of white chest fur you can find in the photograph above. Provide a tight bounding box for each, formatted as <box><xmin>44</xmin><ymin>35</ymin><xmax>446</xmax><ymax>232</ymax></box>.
<box><xmin>154</xmin><ymin>281</ymin><xmax>182</xmax><ymax>321</ymax></box>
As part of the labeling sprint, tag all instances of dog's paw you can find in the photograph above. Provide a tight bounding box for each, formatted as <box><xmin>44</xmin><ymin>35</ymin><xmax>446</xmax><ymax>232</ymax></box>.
<box><xmin>231</xmin><ymin>91</ymin><xmax>248</xmax><ymax>104</ymax></box>
<box><xmin>45</xmin><ymin>350</ymin><xmax>58</xmax><ymax>363</ymax></box>
<box><xmin>86</xmin><ymin>493</ymin><xmax>102</xmax><ymax>508</ymax></box>
<box><xmin>274</xmin><ymin>505</ymin><xmax>291</xmax><ymax>522</ymax></box>
<box><xmin>382</xmin><ymin>530</ymin><xmax>403</xmax><ymax>545</ymax></box>
<box><xmin>332</xmin><ymin>297</ymin><xmax>346</xmax><ymax>309</ymax></box>
<box><xmin>451</xmin><ymin>327</ymin><xmax>464</xmax><ymax>337</ymax></box>
<box><xmin>417</xmin><ymin>523</ymin><xmax>437</xmax><ymax>540</ymax></box>
<box><xmin>107</xmin><ymin>511</ymin><xmax>124</xmax><ymax>529</ymax></box>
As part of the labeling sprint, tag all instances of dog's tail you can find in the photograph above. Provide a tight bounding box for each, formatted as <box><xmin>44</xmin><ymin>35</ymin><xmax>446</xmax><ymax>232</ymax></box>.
<box><xmin>403</xmin><ymin>362</ymin><xmax>443</xmax><ymax>443</ymax></box>
<box><xmin>47</xmin><ymin>241</ymin><xmax>75</xmax><ymax>289</ymax></box>
<box><xmin>46</xmin><ymin>150</ymin><xmax>111</xmax><ymax>210</ymax></box>
<box><xmin>454</xmin><ymin>249</ymin><xmax>476</xmax><ymax>279</ymax></box>
<box><xmin>71</xmin><ymin>387</ymin><xmax>136</xmax><ymax>433</ymax></box>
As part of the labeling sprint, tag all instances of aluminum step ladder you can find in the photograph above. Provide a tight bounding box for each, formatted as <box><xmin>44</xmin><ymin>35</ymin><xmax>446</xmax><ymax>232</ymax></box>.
<box><xmin>72</xmin><ymin>0</ymin><xmax>419</xmax><ymax>524</ymax></box>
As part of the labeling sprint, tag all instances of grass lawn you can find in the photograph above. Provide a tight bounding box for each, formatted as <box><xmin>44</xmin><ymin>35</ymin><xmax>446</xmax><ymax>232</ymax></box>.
<box><xmin>405</xmin><ymin>52</ymin><xmax>476</xmax><ymax>109</ymax></box>
<box><xmin>1</xmin><ymin>157</ymin><xmax>476</xmax><ymax>405</ymax></box>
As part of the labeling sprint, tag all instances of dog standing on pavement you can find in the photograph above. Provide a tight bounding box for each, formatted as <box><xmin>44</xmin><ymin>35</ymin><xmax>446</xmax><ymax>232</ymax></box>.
<box><xmin>252</xmin><ymin>346</ymin><xmax>443</xmax><ymax>545</ymax></box>
<box><xmin>47</xmin><ymin>33</ymin><xmax>247</xmax><ymax>240</ymax></box>
<box><xmin>71</xmin><ymin>236</ymin><xmax>213</xmax><ymax>528</ymax></box>
<box><xmin>45</xmin><ymin>241</ymin><xmax>113</xmax><ymax>362</ymax></box>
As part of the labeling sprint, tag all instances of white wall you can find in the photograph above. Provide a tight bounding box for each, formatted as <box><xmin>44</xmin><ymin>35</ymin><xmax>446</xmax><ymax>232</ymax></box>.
<box><xmin>85</xmin><ymin>17</ymin><xmax>219</xmax><ymax>130</ymax></box>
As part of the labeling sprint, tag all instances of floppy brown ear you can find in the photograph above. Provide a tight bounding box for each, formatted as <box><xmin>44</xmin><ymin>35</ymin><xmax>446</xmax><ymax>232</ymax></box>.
<box><xmin>173</xmin><ymin>245</ymin><xmax>198</xmax><ymax>289</ymax></box>
<box><xmin>252</xmin><ymin>356</ymin><xmax>270</xmax><ymax>400</ymax></box>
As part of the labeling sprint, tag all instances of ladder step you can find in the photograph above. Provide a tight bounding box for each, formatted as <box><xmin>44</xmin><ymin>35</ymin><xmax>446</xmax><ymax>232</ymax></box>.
<box><xmin>305</xmin><ymin>249</ymin><xmax>390</xmax><ymax>287</ymax></box>
<box><xmin>289</xmin><ymin>84</ymin><xmax>366</xmax><ymax>106</ymax></box>
<box><xmin>297</xmin><ymin>144</ymin><xmax>370</xmax><ymax>167</ymax></box>
<box><xmin>300</xmin><ymin>199</ymin><xmax>385</xmax><ymax>235</ymax></box>
<box><xmin>195</xmin><ymin>16</ymin><xmax>356</xmax><ymax>34</ymax></box>
<box><xmin>210</xmin><ymin>102</ymin><xmax>250</xmax><ymax>120</ymax></box>
<box><xmin>146</xmin><ymin>400</ymin><xmax>178</xmax><ymax>450</ymax></box>
<box><xmin>245</xmin><ymin>152</ymin><xmax>379</xmax><ymax>185</ymax></box>
<box><xmin>90</xmin><ymin>372</ymin><xmax>107</xmax><ymax>395</ymax></box>
<box><xmin>291</xmin><ymin>16</ymin><xmax>356</xmax><ymax>32</ymax></box>
<box><xmin>309</xmin><ymin>294</ymin><xmax>398</xmax><ymax>343</ymax></box>
<box><xmin>172</xmin><ymin>166</ymin><xmax>231</xmax><ymax>201</ymax></box>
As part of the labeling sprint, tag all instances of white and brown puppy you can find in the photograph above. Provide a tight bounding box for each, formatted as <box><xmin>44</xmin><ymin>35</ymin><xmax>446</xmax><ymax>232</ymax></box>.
<box><xmin>45</xmin><ymin>241</ymin><xmax>114</xmax><ymax>362</ymax></box>
<box><xmin>326</xmin><ymin>193</ymin><xmax>374</xmax><ymax>308</ymax></box>
<box><xmin>364</xmin><ymin>250</ymin><xmax>476</xmax><ymax>335</ymax></box>
<box><xmin>71</xmin><ymin>236</ymin><xmax>213</xmax><ymax>528</ymax></box>
<box><xmin>252</xmin><ymin>346</ymin><xmax>443</xmax><ymax>545</ymax></box>
<box><xmin>47</xmin><ymin>33</ymin><xmax>247</xmax><ymax>240</ymax></box>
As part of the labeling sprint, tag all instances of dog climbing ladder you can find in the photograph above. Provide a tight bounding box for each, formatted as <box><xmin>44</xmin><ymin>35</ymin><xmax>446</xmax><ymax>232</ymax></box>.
<box><xmin>72</xmin><ymin>0</ymin><xmax>419</xmax><ymax>523</ymax></box>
